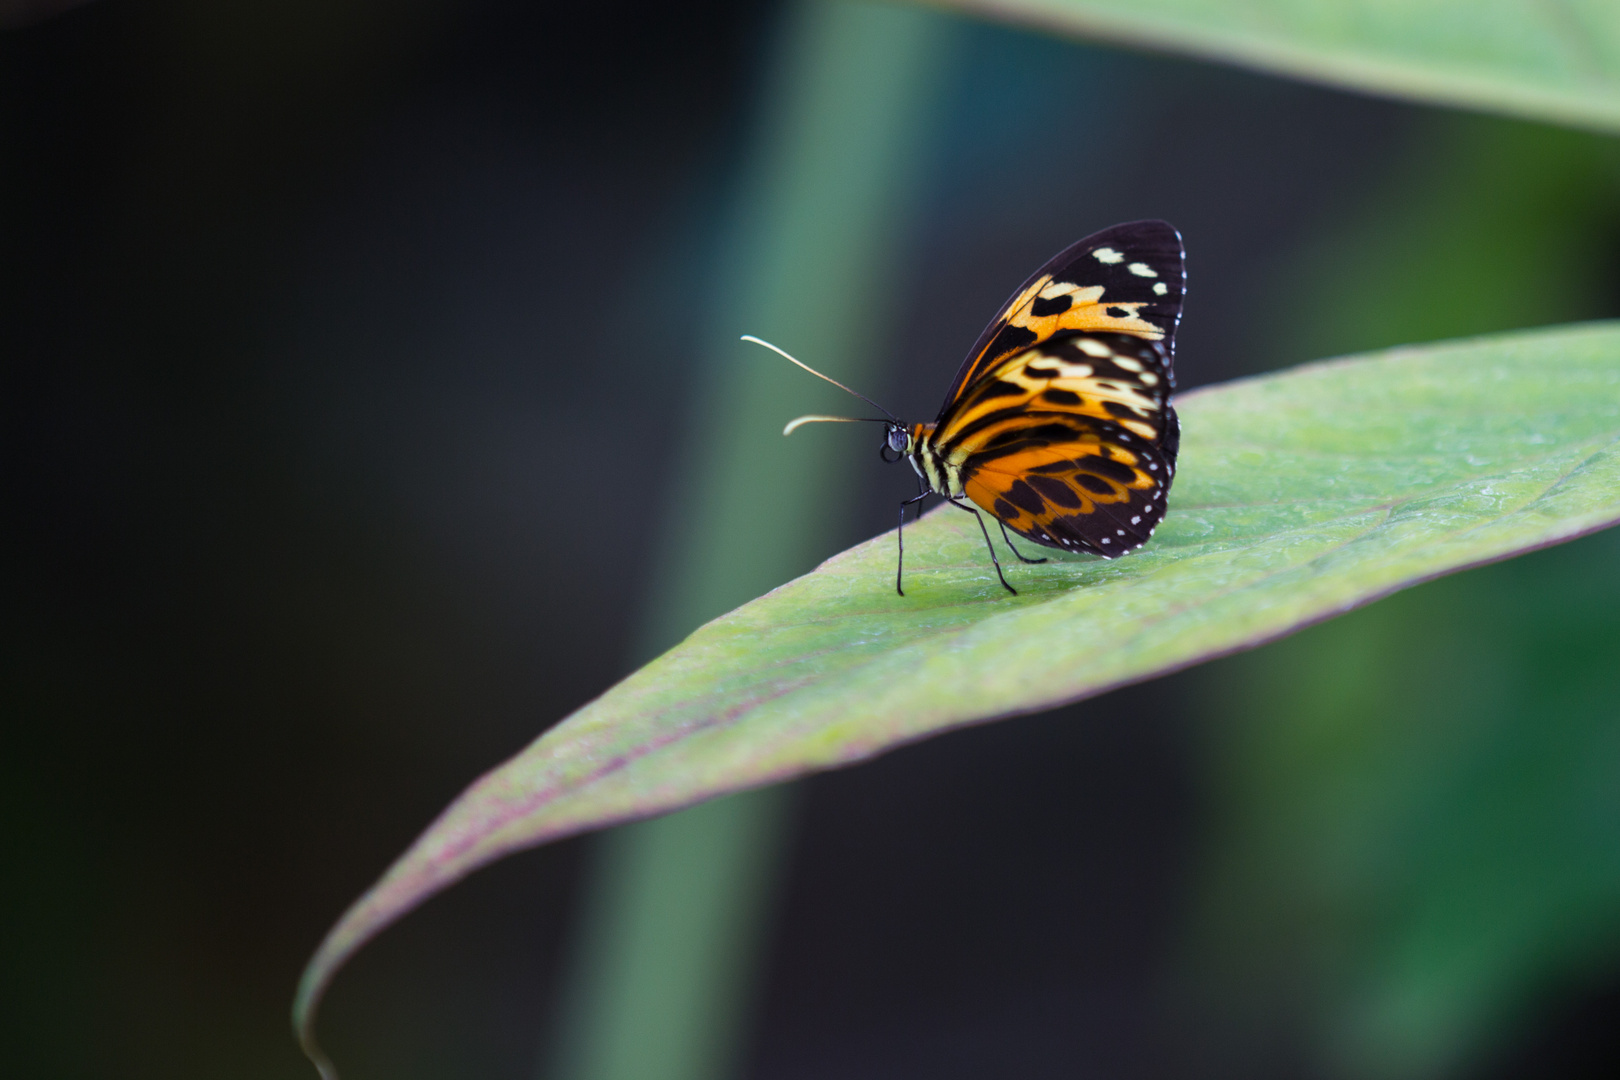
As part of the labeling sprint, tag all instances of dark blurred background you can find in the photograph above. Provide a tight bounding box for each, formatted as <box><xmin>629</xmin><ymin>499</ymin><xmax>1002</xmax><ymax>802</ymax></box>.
<box><xmin>4</xmin><ymin>2</ymin><xmax>1620</xmax><ymax>1079</ymax></box>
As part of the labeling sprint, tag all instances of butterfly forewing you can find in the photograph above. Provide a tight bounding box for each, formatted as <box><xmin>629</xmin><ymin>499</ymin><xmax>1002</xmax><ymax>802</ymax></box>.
<box><xmin>936</xmin><ymin>331</ymin><xmax>1179</xmax><ymax>557</ymax></box>
<box><xmin>940</xmin><ymin>220</ymin><xmax>1184</xmax><ymax>412</ymax></box>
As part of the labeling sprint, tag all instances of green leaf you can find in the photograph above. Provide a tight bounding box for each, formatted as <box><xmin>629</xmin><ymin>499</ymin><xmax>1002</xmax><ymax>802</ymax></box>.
<box><xmin>928</xmin><ymin>0</ymin><xmax>1620</xmax><ymax>133</ymax></box>
<box><xmin>296</xmin><ymin>321</ymin><xmax>1620</xmax><ymax>1073</ymax></box>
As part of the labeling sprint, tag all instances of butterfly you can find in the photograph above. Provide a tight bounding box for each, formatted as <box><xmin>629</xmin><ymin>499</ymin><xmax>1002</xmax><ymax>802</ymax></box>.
<box><xmin>749</xmin><ymin>219</ymin><xmax>1184</xmax><ymax>596</ymax></box>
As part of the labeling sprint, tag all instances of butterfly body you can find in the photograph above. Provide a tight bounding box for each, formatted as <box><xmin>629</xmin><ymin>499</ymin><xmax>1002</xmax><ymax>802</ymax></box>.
<box><xmin>766</xmin><ymin>219</ymin><xmax>1184</xmax><ymax>595</ymax></box>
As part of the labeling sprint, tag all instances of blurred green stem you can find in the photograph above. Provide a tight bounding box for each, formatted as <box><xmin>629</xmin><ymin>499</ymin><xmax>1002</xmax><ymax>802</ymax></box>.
<box><xmin>541</xmin><ymin>3</ymin><xmax>958</xmax><ymax>1079</ymax></box>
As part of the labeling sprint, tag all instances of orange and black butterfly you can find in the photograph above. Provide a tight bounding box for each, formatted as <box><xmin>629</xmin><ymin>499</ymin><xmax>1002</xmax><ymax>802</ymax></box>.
<box><xmin>749</xmin><ymin>219</ymin><xmax>1184</xmax><ymax>596</ymax></box>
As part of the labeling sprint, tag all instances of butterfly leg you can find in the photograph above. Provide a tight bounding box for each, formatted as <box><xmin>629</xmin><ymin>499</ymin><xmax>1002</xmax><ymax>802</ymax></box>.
<box><xmin>998</xmin><ymin>521</ymin><xmax>1048</xmax><ymax>564</ymax></box>
<box><xmin>895</xmin><ymin>492</ymin><xmax>930</xmax><ymax>597</ymax></box>
<box><xmin>947</xmin><ymin>498</ymin><xmax>1017</xmax><ymax>595</ymax></box>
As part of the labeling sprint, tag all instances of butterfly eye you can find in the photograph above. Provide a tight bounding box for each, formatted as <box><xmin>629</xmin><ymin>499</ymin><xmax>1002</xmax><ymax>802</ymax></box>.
<box><xmin>886</xmin><ymin>427</ymin><xmax>909</xmax><ymax>454</ymax></box>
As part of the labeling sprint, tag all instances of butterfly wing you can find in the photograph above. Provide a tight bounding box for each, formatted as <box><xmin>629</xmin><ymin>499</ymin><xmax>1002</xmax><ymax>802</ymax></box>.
<box><xmin>939</xmin><ymin>220</ymin><xmax>1184</xmax><ymax>416</ymax></box>
<box><xmin>934</xmin><ymin>331</ymin><xmax>1178</xmax><ymax>557</ymax></box>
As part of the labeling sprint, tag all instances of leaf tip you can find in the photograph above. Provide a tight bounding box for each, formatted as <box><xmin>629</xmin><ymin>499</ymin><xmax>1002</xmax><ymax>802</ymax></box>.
<box><xmin>292</xmin><ymin>952</ymin><xmax>343</xmax><ymax>1080</ymax></box>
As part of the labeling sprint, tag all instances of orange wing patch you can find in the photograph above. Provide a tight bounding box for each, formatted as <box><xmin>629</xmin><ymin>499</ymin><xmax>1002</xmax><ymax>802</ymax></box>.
<box><xmin>1005</xmin><ymin>277</ymin><xmax>1163</xmax><ymax>343</ymax></box>
<box><xmin>963</xmin><ymin>440</ymin><xmax>1170</xmax><ymax>557</ymax></box>
<box><xmin>939</xmin><ymin>340</ymin><xmax>1168</xmax><ymax>458</ymax></box>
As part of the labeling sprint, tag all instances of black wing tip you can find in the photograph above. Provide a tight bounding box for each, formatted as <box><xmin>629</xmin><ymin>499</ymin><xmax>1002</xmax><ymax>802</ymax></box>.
<box><xmin>1024</xmin><ymin>220</ymin><xmax>1184</xmax><ymax>282</ymax></box>
<box><xmin>1080</xmin><ymin>218</ymin><xmax>1182</xmax><ymax>247</ymax></box>
<box><xmin>1047</xmin><ymin>220</ymin><xmax>1185</xmax><ymax>284</ymax></box>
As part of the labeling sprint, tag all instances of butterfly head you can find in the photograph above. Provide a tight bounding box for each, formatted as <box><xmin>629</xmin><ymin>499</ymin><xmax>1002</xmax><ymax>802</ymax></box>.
<box><xmin>880</xmin><ymin>423</ymin><xmax>911</xmax><ymax>463</ymax></box>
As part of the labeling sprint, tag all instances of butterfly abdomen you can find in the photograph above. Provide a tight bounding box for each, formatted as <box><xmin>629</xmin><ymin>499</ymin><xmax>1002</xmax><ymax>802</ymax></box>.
<box><xmin>911</xmin><ymin>424</ymin><xmax>963</xmax><ymax>498</ymax></box>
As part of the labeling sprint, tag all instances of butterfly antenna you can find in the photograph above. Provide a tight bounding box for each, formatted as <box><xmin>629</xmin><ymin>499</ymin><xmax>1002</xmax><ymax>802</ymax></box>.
<box><xmin>781</xmin><ymin>414</ymin><xmax>892</xmax><ymax>436</ymax></box>
<box><xmin>741</xmin><ymin>335</ymin><xmax>899</xmax><ymax>423</ymax></box>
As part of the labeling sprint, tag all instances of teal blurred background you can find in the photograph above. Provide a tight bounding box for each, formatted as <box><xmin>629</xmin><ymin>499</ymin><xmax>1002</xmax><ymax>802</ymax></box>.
<box><xmin>3</xmin><ymin>2</ymin><xmax>1618</xmax><ymax>1079</ymax></box>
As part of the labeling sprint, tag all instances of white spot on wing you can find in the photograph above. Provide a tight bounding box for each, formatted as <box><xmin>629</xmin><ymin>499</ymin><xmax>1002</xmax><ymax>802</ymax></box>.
<box><xmin>1127</xmin><ymin>262</ymin><xmax>1157</xmax><ymax>277</ymax></box>
<box><xmin>1093</xmin><ymin>247</ymin><xmax>1124</xmax><ymax>264</ymax></box>
<box><xmin>1153</xmin><ymin>282</ymin><xmax>1168</xmax><ymax>295</ymax></box>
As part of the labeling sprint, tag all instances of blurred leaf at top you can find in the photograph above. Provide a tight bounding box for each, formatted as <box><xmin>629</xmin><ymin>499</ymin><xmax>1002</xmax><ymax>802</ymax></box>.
<box><xmin>1274</xmin><ymin>114</ymin><xmax>1620</xmax><ymax>366</ymax></box>
<box><xmin>932</xmin><ymin>0</ymin><xmax>1620</xmax><ymax>134</ymax></box>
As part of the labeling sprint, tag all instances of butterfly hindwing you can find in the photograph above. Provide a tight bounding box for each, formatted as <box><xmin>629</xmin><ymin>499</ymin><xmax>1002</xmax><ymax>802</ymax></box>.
<box><xmin>939</xmin><ymin>220</ymin><xmax>1184</xmax><ymax>413</ymax></box>
<box><xmin>938</xmin><ymin>331</ymin><xmax>1178</xmax><ymax>556</ymax></box>
<box><xmin>964</xmin><ymin>438</ymin><xmax>1174</xmax><ymax>556</ymax></box>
